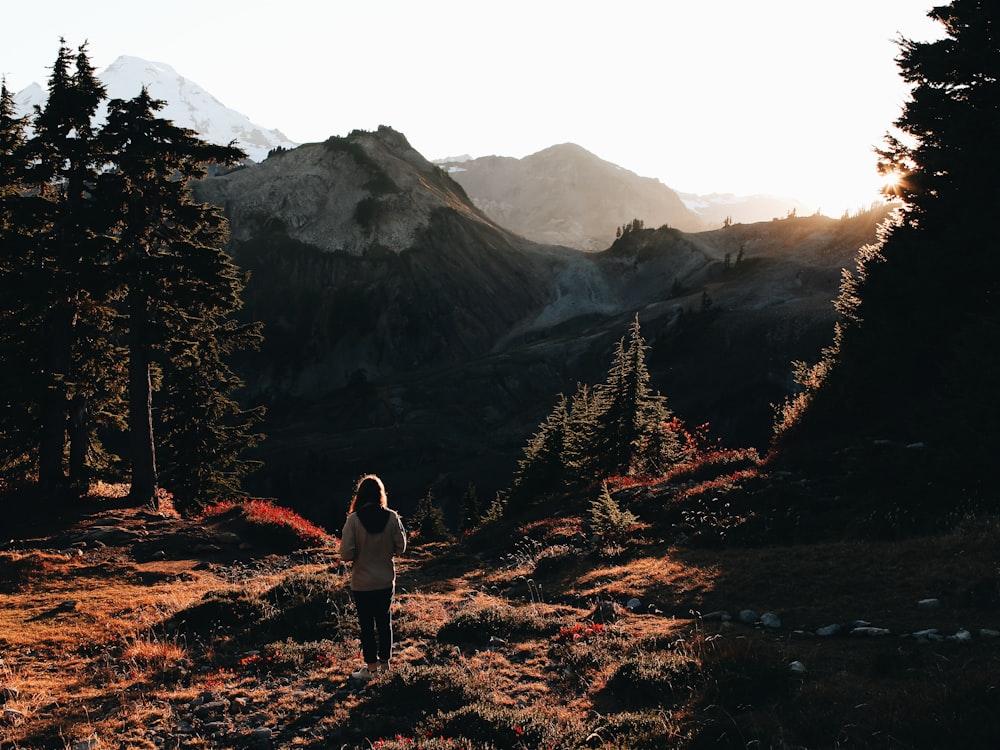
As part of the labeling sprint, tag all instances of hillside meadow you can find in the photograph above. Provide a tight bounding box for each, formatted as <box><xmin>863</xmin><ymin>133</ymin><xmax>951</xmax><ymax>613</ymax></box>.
<box><xmin>2</xmin><ymin>481</ymin><xmax>999</xmax><ymax>749</ymax></box>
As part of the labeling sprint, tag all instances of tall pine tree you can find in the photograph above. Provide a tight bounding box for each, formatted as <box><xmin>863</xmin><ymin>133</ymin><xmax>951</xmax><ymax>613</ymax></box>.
<box><xmin>99</xmin><ymin>88</ymin><xmax>263</xmax><ymax>510</ymax></box>
<box><xmin>0</xmin><ymin>79</ymin><xmax>35</xmax><ymax>484</ymax></box>
<box><xmin>593</xmin><ymin>315</ymin><xmax>676</xmax><ymax>477</ymax></box>
<box><xmin>17</xmin><ymin>41</ymin><xmax>113</xmax><ymax>497</ymax></box>
<box><xmin>511</xmin><ymin>393</ymin><xmax>569</xmax><ymax>503</ymax></box>
<box><xmin>773</xmin><ymin>1</ymin><xmax>1000</xmax><ymax>509</ymax></box>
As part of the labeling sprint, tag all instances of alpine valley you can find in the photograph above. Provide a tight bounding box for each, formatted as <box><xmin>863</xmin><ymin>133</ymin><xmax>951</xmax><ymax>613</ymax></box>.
<box><xmin>18</xmin><ymin>57</ymin><xmax>893</xmax><ymax>519</ymax></box>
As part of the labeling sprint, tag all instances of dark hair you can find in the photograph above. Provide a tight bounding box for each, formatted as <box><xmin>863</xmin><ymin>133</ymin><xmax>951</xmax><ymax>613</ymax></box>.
<box><xmin>349</xmin><ymin>474</ymin><xmax>388</xmax><ymax>513</ymax></box>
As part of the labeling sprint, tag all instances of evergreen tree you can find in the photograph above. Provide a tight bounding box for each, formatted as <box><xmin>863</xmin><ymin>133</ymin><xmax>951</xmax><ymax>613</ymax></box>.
<box><xmin>510</xmin><ymin>393</ymin><xmax>569</xmax><ymax>503</ymax></box>
<box><xmin>17</xmin><ymin>41</ymin><xmax>113</xmax><ymax>497</ymax></box>
<box><xmin>412</xmin><ymin>488</ymin><xmax>450</xmax><ymax>542</ymax></box>
<box><xmin>0</xmin><ymin>79</ymin><xmax>36</xmax><ymax>484</ymax></box>
<box><xmin>99</xmin><ymin>88</ymin><xmax>262</xmax><ymax>510</ymax></box>
<box><xmin>458</xmin><ymin>482</ymin><xmax>481</xmax><ymax>533</ymax></box>
<box><xmin>563</xmin><ymin>382</ymin><xmax>600</xmax><ymax>486</ymax></box>
<box><xmin>588</xmin><ymin>482</ymin><xmax>639</xmax><ymax>544</ymax></box>
<box><xmin>773</xmin><ymin>1</ymin><xmax>1000</xmax><ymax>507</ymax></box>
<box><xmin>593</xmin><ymin>315</ymin><xmax>669</xmax><ymax>476</ymax></box>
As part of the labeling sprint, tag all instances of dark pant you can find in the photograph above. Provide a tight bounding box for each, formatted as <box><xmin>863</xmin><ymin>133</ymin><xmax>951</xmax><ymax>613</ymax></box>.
<box><xmin>351</xmin><ymin>587</ymin><xmax>394</xmax><ymax>664</ymax></box>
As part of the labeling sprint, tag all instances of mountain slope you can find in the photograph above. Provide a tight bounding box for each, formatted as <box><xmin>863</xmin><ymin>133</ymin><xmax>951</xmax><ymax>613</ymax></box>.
<box><xmin>15</xmin><ymin>55</ymin><xmax>297</xmax><ymax>161</ymax></box>
<box><xmin>437</xmin><ymin>144</ymin><xmax>705</xmax><ymax>250</ymax></box>
<box><xmin>189</xmin><ymin>126</ymin><xmax>890</xmax><ymax>519</ymax></box>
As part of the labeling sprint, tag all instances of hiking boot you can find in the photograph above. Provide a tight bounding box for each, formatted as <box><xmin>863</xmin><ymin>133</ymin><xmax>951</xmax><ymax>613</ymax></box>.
<box><xmin>350</xmin><ymin>667</ymin><xmax>373</xmax><ymax>682</ymax></box>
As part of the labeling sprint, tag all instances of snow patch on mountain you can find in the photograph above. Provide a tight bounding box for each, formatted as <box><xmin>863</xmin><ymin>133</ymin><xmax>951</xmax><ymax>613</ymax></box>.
<box><xmin>14</xmin><ymin>55</ymin><xmax>297</xmax><ymax>162</ymax></box>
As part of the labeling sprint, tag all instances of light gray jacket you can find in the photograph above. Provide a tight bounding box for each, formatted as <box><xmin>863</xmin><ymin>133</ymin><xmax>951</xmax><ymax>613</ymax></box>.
<box><xmin>341</xmin><ymin>507</ymin><xmax>407</xmax><ymax>591</ymax></box>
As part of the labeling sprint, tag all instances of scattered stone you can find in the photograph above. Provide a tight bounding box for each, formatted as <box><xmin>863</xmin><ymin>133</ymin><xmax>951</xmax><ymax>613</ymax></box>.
<box><xmin>905</xmin><ymin>442</ymin><xmax>926</xmax><ymax>450</ymax></box>
<box><xmin>57</xmin><ymin>599</ymin><xmax>79</xmax><ymax>612</ymax></box>
<box><xmin>816</xmin><ymin>624</ymin><xmax>841</xmax><ymax>637</ymax></box>
<box><xmin>738</xmin><ymin>609</ymin><xmax>758</xmax><ymax>624</ymax></box>
<box><xmin>851</xmin><ymin>626</ymin><xmax>891</xmax><ymax>637</ymax></box>
<box><xmin>251</xmin><ymin>727</ymin><xmax>273</xmax><ymax>740</ymax></box>
<box><xmin>788</xmin><ymin>660</ymin><xmax>807</xmax><ymax>675</ymax></box>
<box><xmin>71</xmin><ymin>739</ymin><xmax>100</xmax><ymax>750</ymax></box>
<box><xmin>980</xmin><ymin>628</ymin><xmax>1000</xmax><ymax>638</ymax></box>
<box><xmin>626</xmin><ymin>597</ymin><xmax>641</xmax><ymax>611</ymax></box>
<box><xmin>195</xmin><ymin>699</ymin><xmax>230</xmax><ymax>720</ymax></box>
<box><xmin>911</xmin><ymin>628</ymin><xmax>940</xmax><ymax>641</ymax></box>
<box><xmin>950</xmin><ymin>629</ymin><xmax>972</xmax><ymax>642</ymax></box>
<box><xmin>0</xmin><ymin>686</ymin><xmax>19</xmax><ymax>704</ymax></box>
<box><xmin>760</xmin><ymin>612</ymin><xmax>781</xmax><ymax>629</ymax></box>
<box><xmin>701</xmin><ymin>610</ymin><xmax>731</xmax><ymax>622</ymax></box>
<box><xmin>917</xmin><ymin>598</ymin><xmax>940</xmax><ymax>609</ymax></box>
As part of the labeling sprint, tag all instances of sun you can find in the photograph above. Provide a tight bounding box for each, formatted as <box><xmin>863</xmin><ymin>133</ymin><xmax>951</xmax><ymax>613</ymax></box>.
<box><xmin>879</xmin><ymin>169</ymin><xmax>907</xmax><ymax>199</ymax></box>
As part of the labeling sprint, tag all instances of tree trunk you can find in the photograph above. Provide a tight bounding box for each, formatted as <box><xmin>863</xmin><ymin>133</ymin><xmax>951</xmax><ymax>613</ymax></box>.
<box><xmin>38</xmin><ymin>303</ymin><xmax>74</xmax><ymax>498</ymax></box>
<box><xmin>68</xmin><ymin>392</ymin><xmax>90</xmax><ymax>493</ymax></box>
<box><xmin>127</xmin><ymin>289</ymin><xmax>158</xmax><ymax>507</ymax></box>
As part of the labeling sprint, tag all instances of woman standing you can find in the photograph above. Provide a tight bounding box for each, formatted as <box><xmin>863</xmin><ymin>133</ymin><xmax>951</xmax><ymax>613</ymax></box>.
<box><xmin>340</xmin><ymin>473</ymin><xmax>407</xmax><ymax>681</ymax></box>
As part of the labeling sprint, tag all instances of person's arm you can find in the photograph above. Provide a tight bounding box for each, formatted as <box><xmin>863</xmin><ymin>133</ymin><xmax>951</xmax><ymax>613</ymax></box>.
<box><xmin>341</xmin><ymin>514</ymin><xmax>357</xmax><ymax>561</ymax></box>
<box><xmin>393</xmin><ymin>512</ymin><xmax>407</xmax><ymax>555</ymax></box>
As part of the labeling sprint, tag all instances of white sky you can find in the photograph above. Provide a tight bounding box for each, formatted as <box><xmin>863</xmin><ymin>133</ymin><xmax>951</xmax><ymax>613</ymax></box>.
<box><xmin>2</xmin><ymin>1</ymin><xmax>943</xmax><ymax>216</ymax></box>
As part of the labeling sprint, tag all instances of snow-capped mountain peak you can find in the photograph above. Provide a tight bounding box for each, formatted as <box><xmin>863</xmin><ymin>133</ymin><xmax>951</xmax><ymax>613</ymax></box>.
<box><xmin>15</xmin><ymin>55</ymin><xmax>297</xmax><ymax>162</ymax></box>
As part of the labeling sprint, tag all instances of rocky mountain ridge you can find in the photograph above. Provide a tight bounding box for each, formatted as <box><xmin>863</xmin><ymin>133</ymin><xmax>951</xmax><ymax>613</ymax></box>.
<box><xmin>437</xmin><ymin>145</ymin><xmax>812</xmax><ymax>251</ymax></box>
<box><xmin>189</xmin><ymin>126</ymin><xmax>891</xmax><ymax>516</ymax></box>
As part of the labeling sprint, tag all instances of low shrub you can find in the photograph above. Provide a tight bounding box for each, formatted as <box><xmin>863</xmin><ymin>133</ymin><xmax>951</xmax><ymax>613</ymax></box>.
<box><xmin>169</xmin><ymin>589</ymin><xmax>266</xmax><ymax>638</ymax></box>
<box><xmin>256</xmin><ymin>571</ymin><xmax>352</xmax><ymax>641</ymax></box>
<box><xmin>428</xmin><ymin>702</ymin><xmax>586</xmax><ymax>749</ymax></box>
<box><xmin>352</xmin><ymin>665</ymin><xmax>487</xmax><ymax>738</ymax></box>
<box><xmin>436</xmin><ymin>603</ymin><xmax>552</xmax><ymax>646</ymax></box>
<box><xmin>601</xmin><ymin>651</ymin><xmax>699</xmax><ymax>708</ymax></box>
<box><xmin>665</xmin><ymin>448</ymin><xmax>761</xmax><ymax>487</ymax></box>
<box><xmin>199</xmin><ymin>498</ymin><xmax>332</xmax><ymax>551</ymax></box>
<box><xmin>591</xmin><ymin>710</ymin><xmax>686</xmax><ymax>749</ymax></box>
<box><xmin>692</xmin><ymin>635</ymin><xmax>793</xmax><ymax>710</ymax></box>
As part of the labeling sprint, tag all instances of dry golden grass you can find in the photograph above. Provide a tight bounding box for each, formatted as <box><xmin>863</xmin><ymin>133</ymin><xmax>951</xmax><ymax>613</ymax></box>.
<box><xmin>2</xmin><ymin>492</ymin><xmax>999</xmax><ymax>749</ymax></box>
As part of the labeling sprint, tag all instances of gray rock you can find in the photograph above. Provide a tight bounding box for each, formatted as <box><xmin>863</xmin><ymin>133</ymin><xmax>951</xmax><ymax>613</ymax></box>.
<box><xmin>700</xmin><ymin>610</ymin><xmax>732</xmax><ymax>622</ymax></box>
<box><xmin>788</xmin><ymin>660</ymin><xmax>807</xmax><ymax>674</ymax></box>
<box><xmin>0</xmin><ymin>685</ymin><xmax>19</xmax><ymax>703</ymax></box>
<box><xmin>980</xmin><ymin>628</ymin><xmax>1000</xmax><ymax>638</ymax></box>
<box><xmin>71</xmin><ymin>740</ymin><xmax>100</xmax><ymax>750</ymax></box>
<box><xmin>816</xmin><ymin>624</ymin><xmax>841</xmax><ymax>637</ymax></box>
<box><xmin>851</xmin><ymin>626</ymin><xmax>891</xmax><ymax>636</ymax></box>
<box><xmin>761</xmin><ymin>612</ymin><xmax>781</xmax><ymax>629</ymax></box>
<box><xmin>195</xmin><ymin>699</ymin><xmax>231</xmax><ymax>720</ymax></box>
<box><xmin>917</xmin><ymin>598</ymin><xmax>940</xmax><ymax>609</ymax></box>
<box><xmin>950</xmin><ymin>629</ymin><xmax>972</xmax><ymax>642</ymax></box>
<box><xmin>738</xmin><ymin>609</ymin><xmax>758</xmax><ymax>624</ymax></box>
<box><xmin>626</xmin><ymin>598</ymin><xmax>641</xmax><ymax>611</ymax></box>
